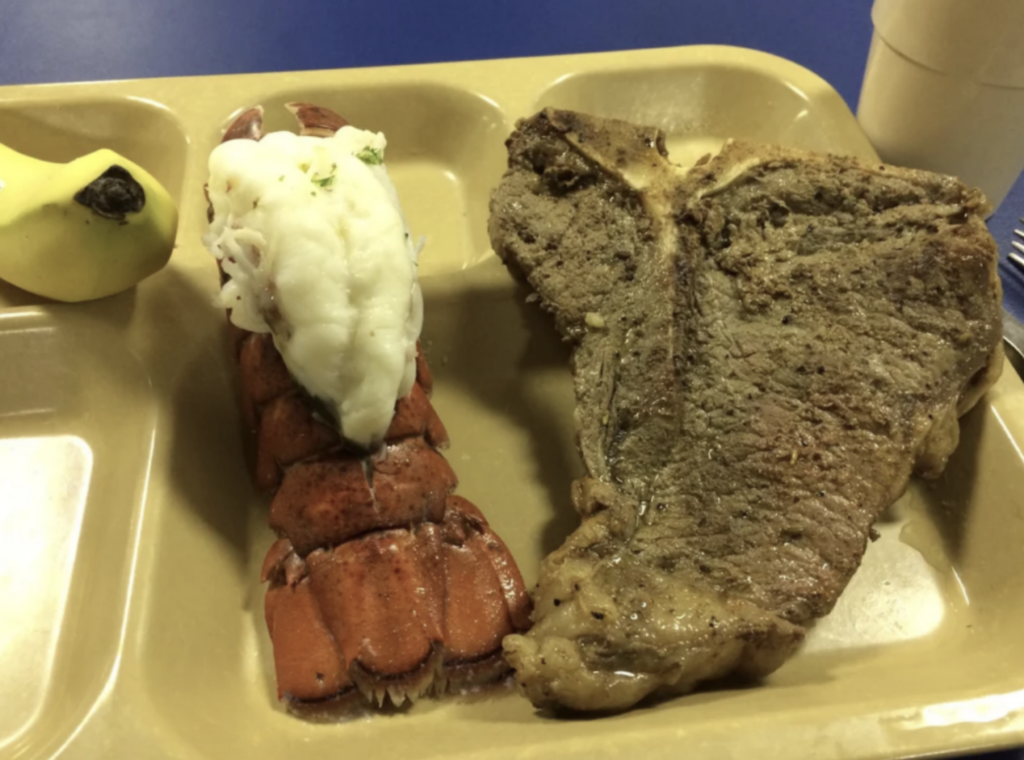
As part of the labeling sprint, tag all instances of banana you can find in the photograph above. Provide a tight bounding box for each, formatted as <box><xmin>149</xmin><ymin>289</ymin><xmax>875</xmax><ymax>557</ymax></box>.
<box><xmin>0</xmin><ymin>143</ymin><xmax>178</xmax><ymax>302</ymax></box>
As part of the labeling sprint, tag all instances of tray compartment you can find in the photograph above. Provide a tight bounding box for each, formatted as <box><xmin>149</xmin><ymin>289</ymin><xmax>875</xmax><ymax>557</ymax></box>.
<box><xmin>129</xmin><ymin>258</ymin><xmax>587</xmax><ymax>759</ymax></box>
<box><xmin>0</xmin><ymin>308</ymin><xmax>157</xmax><ymax>759</ymax></box>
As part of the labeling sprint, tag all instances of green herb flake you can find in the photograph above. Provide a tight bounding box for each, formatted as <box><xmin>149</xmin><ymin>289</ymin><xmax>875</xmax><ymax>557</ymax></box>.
<box><xmin>355</xmin><ymin>147</ymin><xmax>384</xmax><ymax>166</ymax></box>
<box><xmin>278</xmin><ymin>175</ymin><xmax>285</xmax><ymax>182</ymax></box>
<box><xmin>312</xmin><ymin>174</ymin><xmax>336</xmax><ymax>188</ymax></box>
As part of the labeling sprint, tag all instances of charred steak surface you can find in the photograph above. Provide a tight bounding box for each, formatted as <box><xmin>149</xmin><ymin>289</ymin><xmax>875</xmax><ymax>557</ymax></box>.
<box><xmin>488</xmin><ymin>109</ymin><xmax>1003</xmax><ymax>712</ymax></box>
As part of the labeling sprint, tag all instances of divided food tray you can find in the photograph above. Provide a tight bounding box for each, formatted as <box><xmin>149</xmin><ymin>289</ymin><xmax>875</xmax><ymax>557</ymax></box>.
<box><xmin>1</xmin><ymin>45</ymin><xmax>1023</xmax><ymax>760</ymax></box>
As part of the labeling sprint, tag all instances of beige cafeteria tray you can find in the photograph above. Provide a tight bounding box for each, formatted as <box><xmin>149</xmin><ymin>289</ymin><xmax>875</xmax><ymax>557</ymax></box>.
<box><xmin>1</xmin><ymin>44</ymin><xmax>1023</xmax><ymax>760</ymax></box>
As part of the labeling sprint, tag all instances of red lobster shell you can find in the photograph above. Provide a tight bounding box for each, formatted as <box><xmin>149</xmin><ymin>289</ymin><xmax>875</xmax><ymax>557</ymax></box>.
<box><xmin>212</xmin><ymin>103</ymin><xmax>531</xmax><ymax>709</ymax></box>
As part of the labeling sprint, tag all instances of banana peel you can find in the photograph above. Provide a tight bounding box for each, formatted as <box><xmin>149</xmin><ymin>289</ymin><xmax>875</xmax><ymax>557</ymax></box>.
<box><xmin>0</xmin><ymin>143</ymin><xmax>178</xmax><ymax>302</ymax></box>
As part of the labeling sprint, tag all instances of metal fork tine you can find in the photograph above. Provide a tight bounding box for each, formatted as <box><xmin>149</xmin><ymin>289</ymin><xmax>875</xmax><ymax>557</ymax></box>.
<box><xmin>1011</xmin><ymin>251</ymin><xmax>1024</xmax><ymax>271</ymax></box>
<box><xmin>1014</xmin><ymin>240</ymin><xmax>1024</xmax><ymax>256</ymax></box>
<box><xmin>1015</xmin><ymin>229</ymin><xmax>1024</xmax><ymax>241</ymax></box>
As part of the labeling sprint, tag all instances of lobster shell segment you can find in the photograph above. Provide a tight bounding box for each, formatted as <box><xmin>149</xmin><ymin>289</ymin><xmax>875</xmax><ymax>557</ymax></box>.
<box><xmin>262</xmin><ymin>496</ymin><xmax>531</xmax><ymax>705</ymax></box>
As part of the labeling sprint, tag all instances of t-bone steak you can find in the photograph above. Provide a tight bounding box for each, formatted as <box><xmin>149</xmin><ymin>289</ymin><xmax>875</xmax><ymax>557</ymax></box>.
<box><xmin>487</xmin><ymin>108</ymin><xmax>1004</xmax><ymax>712</ymax></box>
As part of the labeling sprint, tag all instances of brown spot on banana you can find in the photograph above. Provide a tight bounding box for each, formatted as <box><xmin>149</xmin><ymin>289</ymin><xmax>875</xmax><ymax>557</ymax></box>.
<box><xmin>73</xmin><ymin>165</ymin><xmax>145</xmax><ymax>221</ymax></box>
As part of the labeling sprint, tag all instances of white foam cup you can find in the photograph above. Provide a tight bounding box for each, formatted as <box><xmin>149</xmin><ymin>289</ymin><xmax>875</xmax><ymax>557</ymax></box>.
<box><xmin>857</xmin><ymin>0</ymin><xmax>1024</xmax><ymax>212</ymax></box>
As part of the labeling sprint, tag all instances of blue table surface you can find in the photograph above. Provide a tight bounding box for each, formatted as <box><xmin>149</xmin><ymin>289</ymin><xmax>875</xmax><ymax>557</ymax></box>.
<box><xmin>1</xmin><ymin>1</ymin><xmax>1022</xmax><ymax>757</ymax></box>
